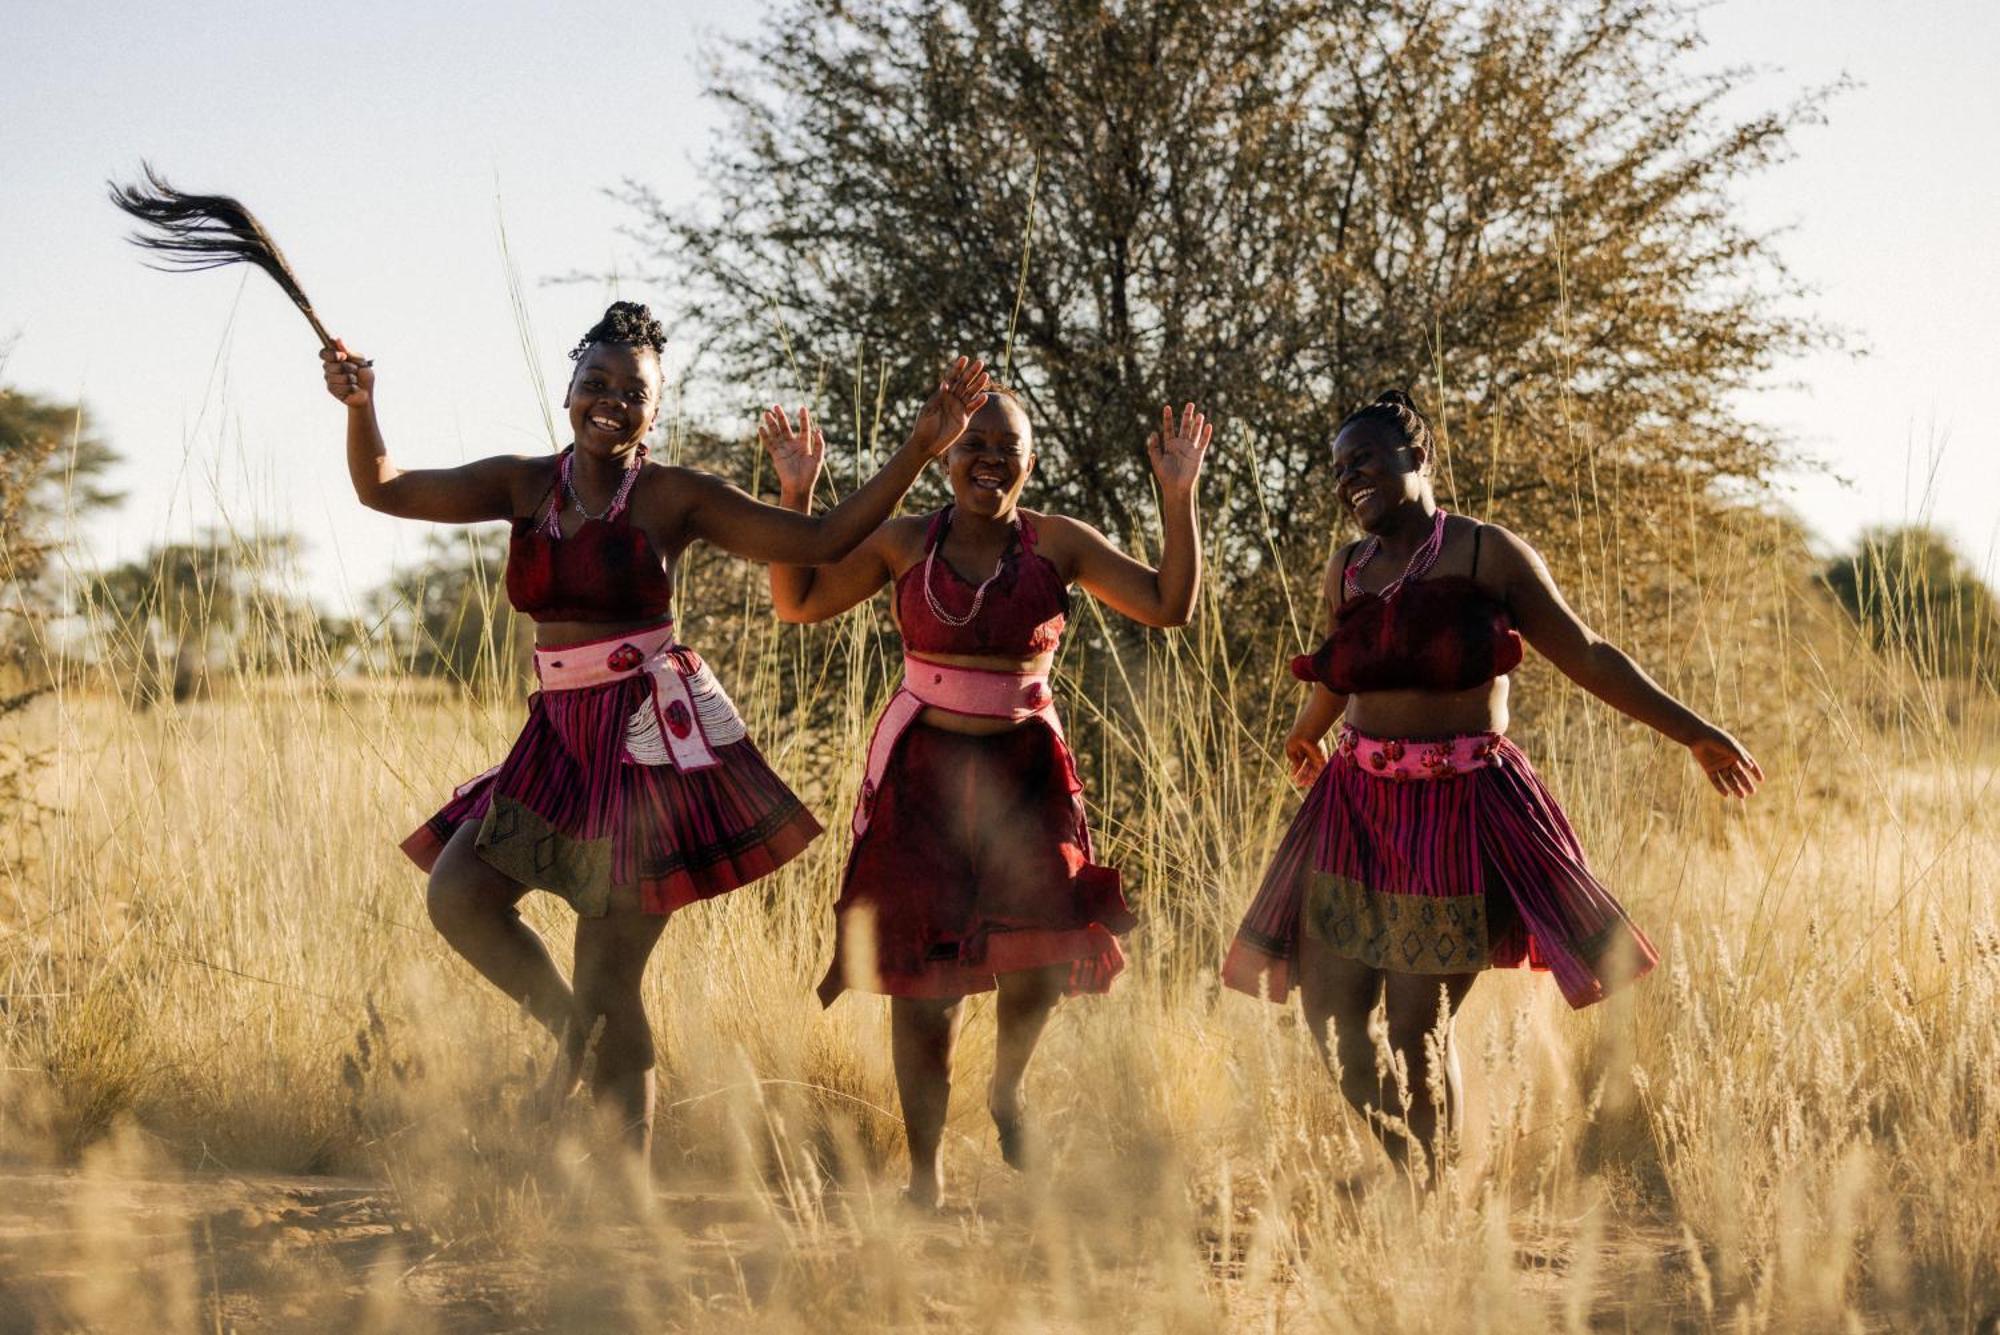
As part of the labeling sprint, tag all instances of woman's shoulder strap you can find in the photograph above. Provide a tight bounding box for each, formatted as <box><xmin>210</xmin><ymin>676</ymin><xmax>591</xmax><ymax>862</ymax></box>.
<box><xmin>923</xmin><ymin>505</ymin><xmax>953</xmax><ymax>550</ymax></box>
<box><xmin>523</xmin><ymin>452</ymin><xmax>564</xmax><ymax>533</ymax></box>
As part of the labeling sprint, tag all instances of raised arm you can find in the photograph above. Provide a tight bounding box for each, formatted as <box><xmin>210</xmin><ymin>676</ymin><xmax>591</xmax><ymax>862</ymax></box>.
<box><xmin>1055</xmin><ymin>403</ymin><xmax>1213</xmax><ymax>628</ymax></box>
<box><xmin>682</xmin><ymin>358</ymin><xmax>991</xmax><ymax>567</ymax></box>
<box><xmin>1488</xmin><ymin>525</ymin><xmax>1763</xmax><ymax>798</ymax></box>
<box><xmin>761</xmin><ymin>406</ymin><xmax>905</xmax><ymax>622</ymax></box>
<box><xmin>1282</xmin><ymin>554</ymin><xmax>1350</xmax><ymax>788</ymax></box>
<box><xmin>322</xmin><ymin>341</ymin><xmax>534</xmax><ymax>523</ymax></box>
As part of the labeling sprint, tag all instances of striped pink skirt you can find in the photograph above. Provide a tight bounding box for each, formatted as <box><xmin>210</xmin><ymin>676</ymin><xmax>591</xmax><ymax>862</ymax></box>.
<box><xmin>400</xmin><ymin>625</ymin><xmax>821</xmax><ymax>917</ymax></box>
<box><xmin>1222</xmin><ymin>726</ymin><xmax>1657</xmax><ymax>1009</ymax></box>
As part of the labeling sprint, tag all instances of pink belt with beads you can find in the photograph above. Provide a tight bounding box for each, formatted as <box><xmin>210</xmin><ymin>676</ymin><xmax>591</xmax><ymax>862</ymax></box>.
<box><xmin>852</xmin><ymin>655</ymin><xmax>1063</xmax><ymax>837</ymax></box>
<box><xmin>1336</xmin><ymin>723</ymin><xmax>1505</xmax><ymax>780</ymax></box>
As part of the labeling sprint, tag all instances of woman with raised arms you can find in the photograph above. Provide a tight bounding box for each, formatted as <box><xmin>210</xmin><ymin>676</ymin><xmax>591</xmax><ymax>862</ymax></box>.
<box><xmin>1223</xmin><ymin>390</ymin><xmax>1762</xmax><ymax>1174</ymax></box>
<box><xmin>321</xmin><ymin>302</ymin><xmax>993</xmax><ymax>1158</ymax></box>
<box><xmin>765</xmin><ymin>388</ymin><xmax>1213</xmax><ymax>1208</ymax></box>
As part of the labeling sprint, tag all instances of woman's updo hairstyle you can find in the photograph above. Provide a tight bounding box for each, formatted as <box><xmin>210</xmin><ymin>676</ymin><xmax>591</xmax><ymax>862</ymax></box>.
<box><xmin>1336</xmin><ymin>388</ymin><xmax>1433</xmax><ymax>470</ymax></box>
<box><xmin>569</xmin><ymin>301</ymin><xmax>667</xmax><ymax>362</ymax></box>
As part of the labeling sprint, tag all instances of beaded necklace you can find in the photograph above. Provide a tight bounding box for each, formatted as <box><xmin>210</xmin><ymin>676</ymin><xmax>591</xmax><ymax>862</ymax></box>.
<box><xmin>538</xmin><ymin>446</ymin><xmax>644</xmax><ymax>538</ymax></box>
<box><xmin>922</xmin><ymin>507</ymin><xmax>1018</xmax><ymax>628</ymax></box>
<box><xmin>1343</xmin><ymin>506</ymin><xmax>1448</xmax><ymax>601</ymax></box>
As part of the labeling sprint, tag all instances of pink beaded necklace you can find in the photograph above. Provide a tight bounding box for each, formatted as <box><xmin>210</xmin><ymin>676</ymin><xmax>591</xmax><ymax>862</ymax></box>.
<box><xmin>1344</xmin><ymin>506</ymin><xmax>1448</xmax><ymax>601</ymax></box>
<box><xmin>537</xmin><ymin>446</ymin><xmax>645</xmax><ymax>539</ymax></box>
<box><xmin>922</xmin><ymin>507</ymin><xmax>1018</xmax><ymax>628</ymax></box>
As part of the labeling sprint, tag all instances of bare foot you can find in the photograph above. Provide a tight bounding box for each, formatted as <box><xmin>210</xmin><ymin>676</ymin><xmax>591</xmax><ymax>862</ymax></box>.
<box><xmin>988</xmin><ymin>1094</ymin><xmax>1031</xmax><ymax>1172</ymax></box>
<box><xmin>903</xmin><ymin>1173</ymin><xmax>942</xmax><ymax>1211</ymax></box>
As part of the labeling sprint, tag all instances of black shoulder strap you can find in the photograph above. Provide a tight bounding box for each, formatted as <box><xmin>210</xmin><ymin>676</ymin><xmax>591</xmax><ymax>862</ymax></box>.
<box><xmin>1472</xmin><ymin>523</ymin><xmax>1484</xmax><ymax>578</ymax></box>
<box><xmin>1332</xmin><ymin>540</ymin><xmax>1361</xmax><ymax>606</ymax></box>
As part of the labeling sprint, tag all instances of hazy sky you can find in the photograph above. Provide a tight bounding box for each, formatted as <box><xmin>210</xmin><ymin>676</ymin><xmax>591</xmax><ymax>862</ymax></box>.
<box><xmin>4</xmin><ymin>0</ymin><xmax>1996</xmax><ymax>615</ymax></box>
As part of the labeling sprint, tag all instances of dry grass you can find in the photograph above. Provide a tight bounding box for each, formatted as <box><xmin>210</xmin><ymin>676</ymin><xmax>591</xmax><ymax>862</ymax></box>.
<box><xmin>0</xmin><ymin>497</ymin><xmax>1995</xmax><ymax>1332</ymax></box>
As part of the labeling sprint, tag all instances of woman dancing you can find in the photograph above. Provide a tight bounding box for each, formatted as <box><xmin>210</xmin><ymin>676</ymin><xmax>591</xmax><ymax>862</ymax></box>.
<box><xmin>321</xmin><ymin>302</ymin><xmax>993</xmax><ymax>1155</ymax></box>
<box><xmin>1223</xmin><ymin>390</ymin><xmax>1761</xmax><ymax>1173</ymax></box>
<box><xmin>766</xmin><ymin>391</ymin><xmax>1213</xmax><ymax>1207</ymax></box>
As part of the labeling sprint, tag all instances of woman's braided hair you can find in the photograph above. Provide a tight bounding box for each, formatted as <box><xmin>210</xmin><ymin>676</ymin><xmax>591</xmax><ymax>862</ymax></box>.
<box><xmin>1337</xmin><ymin>389</ymin><xmax>1432</xmax><ymax>469</ymax></box>
<box><xmin>568</xmin><ymin>301</ymin><xmax>667</xmax><ymax>362</ymax></box>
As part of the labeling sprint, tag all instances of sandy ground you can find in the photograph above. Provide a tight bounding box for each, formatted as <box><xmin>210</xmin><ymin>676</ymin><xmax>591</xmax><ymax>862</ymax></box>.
<box><xmin>0</xmin><ymin>1165</ymin><xmax>1711</xmax><ymax>1332</ymax></box>
<box><xmin>0</xmin><ymin>1169</ymin><xmax>803</xmax><ymax>1332</ymax></box>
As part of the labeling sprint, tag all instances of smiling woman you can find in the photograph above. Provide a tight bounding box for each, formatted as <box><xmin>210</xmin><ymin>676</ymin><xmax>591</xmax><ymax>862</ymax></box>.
<box><xmin>317</xmin><ymin>301</ymin><xmax>992</xmax><ymax>1165</ymax></box>
<box><xmin>765</xmin><ymin>382</ymin><xmax>1214</xmax><ymax>1208</ymax></box>
<box><xmin>1223</xmin><ymin>388</ymin><xmax>1764</xmax><ymax>1180</ymax></box>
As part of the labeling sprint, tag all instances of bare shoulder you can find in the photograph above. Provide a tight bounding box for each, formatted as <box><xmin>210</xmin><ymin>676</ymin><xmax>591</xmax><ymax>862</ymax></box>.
<box><xmin>629</xmin><ymin>460</ymin><xmax>728</xmax><ymax>520</ymax></box>
<box><xmin>1023</xmin><ymin>509</ymin><xmax>1110</xmax><ymax>580</ymax></box>
<box><xmin>1028</xmin><ymin>508</ymin><xmax>1106</xmax><ymax>549</ymax></box>
<box><xmin>1468</xmin><ymin>521</ymin><xmax>1546</xmax><ymax>576</ymax></box>
<box><xmin>874</xmin><ymin>513</ymin><xmax>931</xmax><ymax>572</ymax></box>
<box><xmin>476</xmin><ymin>453</ymin><xmax>557</xmax><ymax>515</ymax></box>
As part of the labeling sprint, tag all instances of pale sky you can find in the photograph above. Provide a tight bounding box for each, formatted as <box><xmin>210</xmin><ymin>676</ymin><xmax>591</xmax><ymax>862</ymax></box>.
<box><xmin>3</xmin><ymin>0</ymin><xmax>1996</xmax><ymax>616</ymax></box>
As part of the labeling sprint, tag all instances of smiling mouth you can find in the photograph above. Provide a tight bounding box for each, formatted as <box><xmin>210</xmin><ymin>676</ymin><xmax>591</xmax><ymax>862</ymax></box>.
<box><xmin>1346</xmin><ymin>485</ymin><xmax>1378</xmax><ymax>510</ymax></box>
<box><xmin>589</xmin><ymin>414</ymin><xmax>625</xmax><ymax>434</ymax></box>
<box><xmin>970</xmin><ymin>469</ymin><xmax>1007</xmax><ymax>493</ymax></box>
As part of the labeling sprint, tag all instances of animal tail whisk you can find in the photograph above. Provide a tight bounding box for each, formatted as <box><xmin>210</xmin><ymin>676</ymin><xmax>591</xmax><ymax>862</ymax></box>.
<box><xmin>108</xmin><ymin>161</ymin><xmax>356</xmax><ymax>358</ymax></box>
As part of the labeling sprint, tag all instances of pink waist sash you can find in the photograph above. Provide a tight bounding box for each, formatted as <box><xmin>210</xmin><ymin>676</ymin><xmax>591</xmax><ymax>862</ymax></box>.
<box><xmin>532</xmin><ymin>622</ymin><xmax>747</xmax><ymax>773</ymax></box>
<box><xmin>1335</xmin><ymin>723</ymin><xmax>1505</xmax><ymax>781</ymax></box>
<box><xmin>853</xmin><ymin>655</ymin><xmax>1063</xmax><ymax>837</ymax></box>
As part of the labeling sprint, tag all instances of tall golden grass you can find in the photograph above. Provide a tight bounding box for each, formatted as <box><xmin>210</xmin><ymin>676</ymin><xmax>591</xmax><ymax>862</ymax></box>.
<box><xmin>1</xmin><ymin>430</ymin><xmax>1995</xmax><ymax>1331</ymax></box>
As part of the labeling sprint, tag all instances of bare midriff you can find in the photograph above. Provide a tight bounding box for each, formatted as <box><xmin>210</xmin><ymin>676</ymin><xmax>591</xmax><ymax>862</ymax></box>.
<box><xmin>533</xmin><ymin>615</ymin><xmax>676</xmax><ymax>649</ymax></box>
<box><xmin>914</xmin><ymin>648</ymin><xmax>1059</xmax><ymax>736</ymax></box>
<box><xmin>1343</xmin><ymin>674</ymin><xmax>1511</xmax><ymax>739</ymax></box>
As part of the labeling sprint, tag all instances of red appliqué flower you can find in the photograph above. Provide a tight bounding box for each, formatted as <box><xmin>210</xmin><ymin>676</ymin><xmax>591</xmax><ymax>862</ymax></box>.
<box><xmin>664</xmin><ymin>700</ymin><xmax>693</xmax><ymax>739</ymax></box>
<box><xmin>606</xmin><ymin>643</ymin><xmax>643</xmax><ymax>672</ymax></box>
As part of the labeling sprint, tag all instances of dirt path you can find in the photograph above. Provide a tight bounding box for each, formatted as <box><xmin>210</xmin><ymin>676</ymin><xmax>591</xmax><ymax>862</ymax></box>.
<box><xmin>0</xmin><ymin>1167</ymin><xmax>1698</xmax><ymax>1331</ymax></box>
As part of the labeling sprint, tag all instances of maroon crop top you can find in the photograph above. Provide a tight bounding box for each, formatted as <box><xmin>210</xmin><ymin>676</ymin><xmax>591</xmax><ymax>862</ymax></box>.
<box><xmin>505</xmin><ymin>465</ymin><xmax>673</xmax><ymax>624</ymax></box>
<box><xmin>1291</xmin><ymin>528</ymin><xmax>1523</xmax><ymax>694</ymax></box>
<box><xmin>895</xmin><ymin>508</ymin><xmax>1069</xmax><ymax>658</ymax></box>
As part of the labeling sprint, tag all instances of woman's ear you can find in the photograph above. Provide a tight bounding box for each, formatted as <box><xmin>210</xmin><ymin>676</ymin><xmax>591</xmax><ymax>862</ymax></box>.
<box><xmin>1407</xmin><ymin>440</ymin><xmax>1430</xmax><ymax>474</ymax></box>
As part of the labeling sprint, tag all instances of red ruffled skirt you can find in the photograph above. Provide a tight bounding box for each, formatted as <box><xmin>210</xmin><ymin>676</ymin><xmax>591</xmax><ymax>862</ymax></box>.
<box><xmin>817</xmin><ymin>720</ymin><xmax>1135</xmax><ymax>1003</ymax></box>
<box><xmin>1222</xmin><ymin>728</ymin><xmax>1656</xmax><ymax>1009</ymax></box>
<box><xmin>401</xmin><ymin>641</ymin><xmax>820</xmax><ymax>917</ymax></box>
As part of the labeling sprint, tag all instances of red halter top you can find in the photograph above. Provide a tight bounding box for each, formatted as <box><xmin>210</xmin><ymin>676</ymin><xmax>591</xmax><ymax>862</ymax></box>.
<box><xmin>894</xmin><ymin>508</ymin><xmax>1069</xmax><ymax>657</ymax></box>
<box><xmin>1291</xmin><ymin>525</ymin><xmax>1522</xmax><ymax>694</ymax></box>
<box><xmin>505</xmin><ymin>455</ymin><xmax>674</xmax><ymax>624</ymax></box>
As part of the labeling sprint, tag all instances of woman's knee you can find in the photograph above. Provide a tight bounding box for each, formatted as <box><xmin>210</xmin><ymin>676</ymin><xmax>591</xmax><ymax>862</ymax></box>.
<box><xmin>892</xmin><ymin>997</ymin><xmax>962</xmax><ymax>1046</ymax></box>
<box><xmin>997</xmin><ymin>964</ymin><xmax>1066</xmax><ymax>1016</ymax></box>
<box><xmin>426</xmin><ymin>869</ymin><xmax>510</xmax><ymax>941</ymax></box>
<box><xmin>1381</xmin><ymin>976</ymin><xmax>1470</xmax><ymax>1060</ymax></box>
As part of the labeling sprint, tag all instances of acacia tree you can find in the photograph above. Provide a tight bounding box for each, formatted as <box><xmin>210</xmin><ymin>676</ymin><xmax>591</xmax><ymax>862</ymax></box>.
<box><xmin>366</xmin><ymin>528</ymin><xmax>531</xmax><ymax>691</ymax></box>
<box><xmin>627</xmin><ymin>0</ymin><xmax>1831</xmax><ymax>607</ymax></box>
<box><xmin>90</xmin><ymin>532</ymin><xmax>330</xmax><ymax>705</ymax></box>
<box><xmin>1</xmin><ymin>375</ymin><xmax>122</xmax><ymax>616</ymax></box>
<box><xmin>1824</xmin><ymin>527</ymin><xmax>2000</xmax><ymax>682</ymax></box>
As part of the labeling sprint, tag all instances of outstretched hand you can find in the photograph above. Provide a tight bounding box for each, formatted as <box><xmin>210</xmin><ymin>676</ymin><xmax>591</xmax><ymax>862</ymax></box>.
<box><xmin>320</xmin><ymin>340</ymin><xmax>375</xmax><ymax>408</ymax></box>
<box><xmin>759</xmin><ymin>404</ymin><xmax>825</xmax><ymax>500</ymax></box>
<box><xmin>1147</xmin><ymin>402</ymin><xmax>1213</xmax><ymax>496</ymax></box>
<box><xmin>907</xmin><ymin>356</ymin><xmax>992</xmax><ymax>459</ymax></box>
<box><xmin>1690</xmin><ymin>728</ymin><xmax>1763</xmax><ymax>799</ymax></box>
